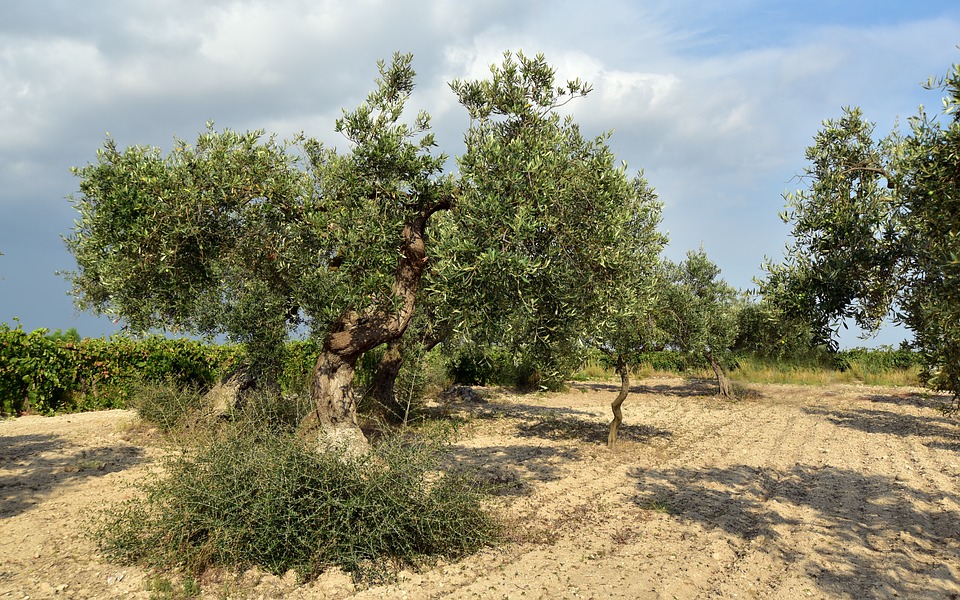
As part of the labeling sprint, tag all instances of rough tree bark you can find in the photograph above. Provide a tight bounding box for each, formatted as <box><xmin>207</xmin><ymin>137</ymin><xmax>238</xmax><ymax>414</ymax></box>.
<box><xmin>299</xmin><ymin>200</ymin><xmax>449</xmax><ymax>452</ymax></box>
<box><xmin>203</xmin><ymin>364</ymin><xmax>257</xmax><ymax>419</ymax></box>
<box><xmin>607</xmin><ymin>354</ymin><xmax>630</xmax><ymax>448</ymax></box>
<box><xmin>366</xmin><ymin>337</ymin><xmax>406</xmax><ymax>423</ymax></box>
<box><xmin>707</xmin><ymin>351</ymin><xmax>734</xmax><ymax>399</ymax></box>
<box><xmin>366</xmin><ymin>325</ymin><xmax>448</xmax><ymax>424</ymax></box>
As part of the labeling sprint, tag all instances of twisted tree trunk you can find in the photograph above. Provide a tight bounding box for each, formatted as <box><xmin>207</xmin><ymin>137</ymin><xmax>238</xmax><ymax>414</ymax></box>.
<box><xmin>366</xmin><ymin>337</ymin><xmax>406</xmax><ymax>423</ymax></box>
<box><xmin>366</xmin><ymin>325</ymin><xmax>448</xmax><ymax>424</ymax></box>
<box><xmin>707</xmin><ymin>351</ymin><xmax>734</xmax><ymax>399</ymax></box>
<box><xmin>300</xmin><ymin>201</ymin><xmax>448</xmax><ymax>453</ymax></box>
<box><xmin>607</xmin><ymin>355</ymin><xmax>630</xmax><ymax>448</ymax></box>
<box><xmin>304</xmin><ymin>348</ymin><xmax>367</xmax><ymax>452</ymax></box>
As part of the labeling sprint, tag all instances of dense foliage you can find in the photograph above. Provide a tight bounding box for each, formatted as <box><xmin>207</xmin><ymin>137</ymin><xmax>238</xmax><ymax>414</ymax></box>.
<box><xmin>2</xmin><ymin>321</ymin><xmax>918</xmax><ymax>418</ymax></box>
<box><xmin>764</xmin><ymin>62</ymin><xmax>960</xmax><ymax>403</ymax></box>
<box><xmin>66</xmin><ymin>53</ymin><xmax>454</xmax><ymax>443</ymax></box>
<box><xmin>1</xmin><ymin>324</ymin><xmax>76</xmax><ymax>414</ymax></box>
<box><xmin>0</xmin><ymin>325</ymin><xmax>345</xmax><ymax>415</ymax></box>
<box><xmin>445</xmin><ymin>53</ymin><xmax>665</xmax><ymax>389</ymax></box>
<box><xmin>733</xmin><ymin>296</ymin><xmax>829</xmax><ymax>362</ymax></box>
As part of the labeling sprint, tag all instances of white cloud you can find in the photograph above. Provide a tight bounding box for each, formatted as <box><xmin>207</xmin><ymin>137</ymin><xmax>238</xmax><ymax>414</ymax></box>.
<box><xmin>598</xmin><ymin>71</ymin><xmax>681</xmax><ymax>109</ymax></box>
<box><xmin>1</xmin><ymin>0</ymin><xmax>959</xmax><ymax>340</ymax></box>
<box><xmin>0</xmin><ymin>37</ymin><xmax>110</xmax><ymax>148</ymax></box>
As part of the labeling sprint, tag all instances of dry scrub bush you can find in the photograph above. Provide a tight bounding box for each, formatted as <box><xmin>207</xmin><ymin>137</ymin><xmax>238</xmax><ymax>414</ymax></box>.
<box><xmin>93</xmin><ymin>396</ymin><xmax>500</xmax><ymax>584</ymax></box>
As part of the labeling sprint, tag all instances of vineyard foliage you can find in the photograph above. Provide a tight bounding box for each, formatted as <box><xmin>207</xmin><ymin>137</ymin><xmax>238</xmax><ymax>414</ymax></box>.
<box><xmin>0</xmin><ymin>320</ymin><xmax>922</xmax><ymax>417</ymax></box>
<box><xmin>0</xmin><ymin>323</ymin><xmax>247</xmax><ymax>415</ymax></box>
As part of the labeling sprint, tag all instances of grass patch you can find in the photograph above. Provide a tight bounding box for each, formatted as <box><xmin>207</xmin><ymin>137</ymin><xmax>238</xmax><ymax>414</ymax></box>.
<box><xmin>145</xmin><ymin>575</ymin><xmax>201</xmax><ymax>600</ymax></box>
<box><xmin>846</xmin><ymin>362</ymin><xmax>920</xmax><ymax>387</ymax></box>
<box><xmin>573</xmin><ymin>350</ymin><xmax>920</xmax><ymax>388</ymax></box>
<box><xmin>636</xmin><ymin>498</ymin><xmax>676</xmax><ymax>514</ymax></box>
<box><xmin>571</xmin><ymin>361</ymin><xmax>615</xmax><ymax>382</ymax></box>
<box><xmin>571</xmin><ymin>361</ymin><xmax>679</xmax><ymax>382</ymax></box>
<box><xmin>729</xmin><ymin>356</ymin><xmax>920</xmax><ymax>387</ymax></box>
<box><xmin>92</xmin><ymin>420</ymin><xmax>499</xmax><ymax>584</ymax></box>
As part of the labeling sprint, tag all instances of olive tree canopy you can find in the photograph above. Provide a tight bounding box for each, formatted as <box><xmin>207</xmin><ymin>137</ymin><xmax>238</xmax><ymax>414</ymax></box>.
<box><xmin>659</xmin><ymin>250</ymin><xmax>739</xmax><ymax>399</ymax></box>
<box><xmin>68</xmin><ymin>53</ymin><xmax>452</xmax><ymax>449</ymax></box>
<box><xmin>763</xmin><ymin>62</ymin><xmax>960</xmax><ymax>405</ymax></box>
<box><xmin>447</xmin><ymin>53</ymin><xmax>665</xmax><ymax>390</ymax></box>
<box><xmin>67</xmin><ymin>51</ymin><xmax>668</xmax><ymax>448</ymax></box>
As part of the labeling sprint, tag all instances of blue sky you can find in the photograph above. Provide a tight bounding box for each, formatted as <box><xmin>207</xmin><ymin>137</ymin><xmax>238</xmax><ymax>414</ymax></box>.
<box><xmin>1</xmin><ymin>0</ymin><xmax>958</xmax><ymax>346</ymax></box>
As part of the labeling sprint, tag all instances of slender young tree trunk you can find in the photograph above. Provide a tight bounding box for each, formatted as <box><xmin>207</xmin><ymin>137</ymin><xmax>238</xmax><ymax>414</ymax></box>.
<box><xmin>300</xmin><ymin>201</ymin><xmax>449</xmax><ymax>452</ymax></box>
<box><xmin>707</xmin><ymin>351</ymin><xmax>734</xmax><ymax>399</ymax></box>
<box><xmin>607</xmin><ymin>355</ymin><xmax>630</xmax><ymax>448</ymax></box>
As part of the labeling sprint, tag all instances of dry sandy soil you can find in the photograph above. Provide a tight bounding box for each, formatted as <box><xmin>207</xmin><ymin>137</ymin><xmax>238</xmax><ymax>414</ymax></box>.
<box><xmin>2</xmin><ymin>377</ymin><xmax>959</xmax><ymax>599</ymax></box>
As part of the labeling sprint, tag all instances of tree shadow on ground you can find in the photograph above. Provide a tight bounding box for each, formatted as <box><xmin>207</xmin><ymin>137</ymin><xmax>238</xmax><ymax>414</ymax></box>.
<box><xmin>861</xmin><ymin>391</ymin><xmax>952</xmax><ymax>409</ymax></box>
<box><xmin>803</xmin><ymin>404</ymin><xmax>960</xmax><ymax>450</ymax></box>
<box><xmin>0</xmin><ymin>433</ymin><xmax>145</xmax><ymax>518</ymax></box>
<box><xmin>440</xmin><ymin>399</ymin><xmax>599</xmax><ymax>424</ymax></box>
<box><xmin>515</xmin><ymin>414</ymin><xmax>671</xmax><ymax>445</ymax></box>
<box><xmin>444</xmin><ymin>443</ymin><xmax>584</xmax><ymax>496</ymax></box>
<box><xmin>441</xmin><ymin>392</ymin><xmax>673</xmax><ymax>446</ymax></box>
<box><xmin>628</xmin><ymin>464</ymin><xmax>960</xmax><ymax>598</ymax></box>
<box><xmin>573</xmin><ymin>379</ymin><xmax>719</xmax><ymax>398</ymax></box>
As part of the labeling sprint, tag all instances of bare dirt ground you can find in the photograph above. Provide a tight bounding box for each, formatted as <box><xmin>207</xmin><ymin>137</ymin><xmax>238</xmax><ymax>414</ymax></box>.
<box><xmin>2</xmin><ymin>377</ymin><xmax>959</xmax><ymax>599</ymax></box>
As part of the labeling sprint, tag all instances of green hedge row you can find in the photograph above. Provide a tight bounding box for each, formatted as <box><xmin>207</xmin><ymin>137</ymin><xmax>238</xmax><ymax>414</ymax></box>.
<box><xmin>0</xmin><ymin>324</ymin><xmax>393</xmax><ymax>417</ymax></box>
<box><xmin>835</xmin><ymin>346</ymin><xmax>919</xmax><ymax>372</ymax></box>
<box><xmin>0</xmin><ymin>324</ymin><xmax>252</xmax><ymax>415</ymax></box>
<box><xmin>1</xmin><ymin>319</ymin><xmax>922</xmax><ymax>416</ymax></box>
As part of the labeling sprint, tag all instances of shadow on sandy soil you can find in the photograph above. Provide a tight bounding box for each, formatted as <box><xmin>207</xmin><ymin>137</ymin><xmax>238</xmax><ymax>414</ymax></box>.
<box><xmin>628</xmin><ymin>464</ymin><xmax>960</xmax><ymax>598</ymax></box>
<box><xmin>472</xmin><ymin>401</ymin><xmax>599</xmax><ymax>419</ymax></box>
<box><xmin>857</xmin><ymin>390</ymin><xmax>956</xmax><ymax>411</ymax></box>
<box><xmin>862</xmin><ymin>391</ymin><xmax>937</xmax><ymax>405</ymax></box>
<box><xmin>515</xmin><ymin>414</ymin><xmax>671</xmax><ymax>445</ymax></box>
<box><xmin>445</xmin><ymin>443</ymin><xmax>584</xmax><ymax>496</ymax></box>
<box><xmin>0</xmin><ymin>433</ymin><xmax>145</xmax><ymax>518</ymax></box>
<box><xmin>446</xmin><ymin>393</ymin><xmax>673</xmax><ymax>446</ymax></box>
<box><xmin>803</xmin><ymin>405</ymin><xmax>960</xmax><ymax>450</ymax></box>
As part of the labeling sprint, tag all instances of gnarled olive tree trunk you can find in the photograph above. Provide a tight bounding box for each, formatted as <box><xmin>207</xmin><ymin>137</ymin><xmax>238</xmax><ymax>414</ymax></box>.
<box><xmin>366</xmin><ymin>337</ymin><xmax>406</xmax><ymax>422</ymax></box>
<box><xmin>299</xmin><ymin>203</ymin><xmax>447</xmax><ymax>452</ymax></box>
<box><xmin>366</xmin><ymin>326</ymin><xmax>448</xmax><ymax>424</ymax></box>
<box><xmin>607</xmin><ymin>355</ymin><xmax>630</xmax><ymax>448</ymax></box>
<box><xmin>707</xmin><ymin>351</ymin><xmax>734</xmax><ymax>399</ymax></box>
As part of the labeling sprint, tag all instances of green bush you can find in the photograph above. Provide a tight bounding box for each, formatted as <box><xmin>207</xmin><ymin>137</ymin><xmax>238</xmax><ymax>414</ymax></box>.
<box><xmin>0</xmin><ymin>323</ymin><xmax>247</xmax><ymax>414</ymax></box>
<box><xmin>93</xmin><ymin>424</ymin><xmax>499</xmax><ymax>582</ymax></box>
<box><xmin>384</xmin><ymin>345</ymin><xmax>450</xmax><ymax>423</ymax></box>
<box><xmin>127</xmin><ymin>379</ymin><xmax>205</xmax><ymax>432</ymax></box>
<box><xmin>278</xmin><ymin>340</ymin><xmax>325</xmax><ymax>393</ymax></box>
<box><xmin>446</xmin><ymin>345</ymin><xmax>545</xmax><ymax>390</ymax></box>
<box><xmin>447</xmin><ymin>348</ymin><xmax>499</xmax><ymax>387</ymax></box>
<box><xmin>67</xmin><ymin>336</ymin><xmax>243</xmax><ymax>410</ymax></box>
<box><xmin>0</xmin><ymin>324</ymin><xmax>77</xmax><ymax>414</ymax></box>
<box><xmin>0</xmin><ymin>325</ymin><xmax>339</xmax><ymax>415</ymax></box>
<box><xmin>636</xmin><ymin>350</ymin><xmax>687</xmax><ymax>373</ymax></box>
<box><xmin>231</xmin><ymin>385</ymin><xmax>315</xmax><ymax>434</ymax></box>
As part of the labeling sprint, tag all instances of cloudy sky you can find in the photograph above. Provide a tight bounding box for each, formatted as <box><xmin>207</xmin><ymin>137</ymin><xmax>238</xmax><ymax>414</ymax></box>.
<box><xmin>2</xmin><ymin>0</ymin><xmax>958</xmax><ymax>346</ymax></box>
